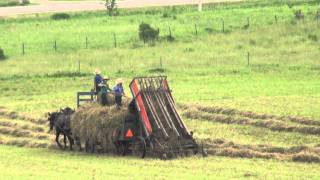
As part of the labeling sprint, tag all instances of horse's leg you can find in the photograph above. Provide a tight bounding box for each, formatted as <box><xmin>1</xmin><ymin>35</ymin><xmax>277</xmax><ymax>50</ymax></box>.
<box><xmin>67</xmin><ymin>134</ymin><xmax>74</xmax><ymax>150</ymax></box>
<box><xmin>85</xmin><ymin>140</ymin><xmax>89</xmax><ymax>153</ymax></box>
<box><xmin>77</xmin><ymin>137</ymin><xmax>82</xmax><ymax>151</ymax></box>
<box><xmin>63</xmin><ymin>134</ymin><xmax>67</xmax><ymax>150</ymax></box>
<box><xmin>91</xmin><ymin>142</ymin><xmax>95</xmax><ymax>153</ymax></box>
<box><xmin>56</xmin><ymin>131</ymin><xmax>62</xmax><ymax>149</ymax></box>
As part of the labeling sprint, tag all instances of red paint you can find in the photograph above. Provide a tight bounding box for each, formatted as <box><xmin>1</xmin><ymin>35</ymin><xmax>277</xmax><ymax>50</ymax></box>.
<box><xmin>130</xmin><ymin>80</ymin><xmax>153</xmax><ymax>135</ymax></box>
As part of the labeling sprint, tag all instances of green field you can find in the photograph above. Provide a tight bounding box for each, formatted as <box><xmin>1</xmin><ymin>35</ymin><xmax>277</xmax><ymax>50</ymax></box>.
<box><xmin>1</xmin><ymin>0</ymin><xmax>320</xmax><ymax>179</ymax></box>
<box><xmin>1</xmin><ymin>145</ymin><xmax>320</xmax><ymax>179</ymax></box>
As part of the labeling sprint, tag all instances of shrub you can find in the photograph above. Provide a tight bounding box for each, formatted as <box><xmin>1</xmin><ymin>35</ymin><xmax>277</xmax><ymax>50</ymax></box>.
<box><xmin>6</xmin><ymin>1</ymin><xmax>19</xmax><ymax>6</ymax></box>
<box><xmin>51</xmin><ymin>13</ymin><xmax>71</xmax><ymax>20</ymax></box>
<box><xmin>0</xmin><ymin>47</ymin><xmax>6</xmax><ymax>60</ymax></box>
<box><xmin>205</xmin><ymin>27</ymin><xmax>214</xmax><ymax>33</ymax></box>
<box><xmin>138</xmin><ymin>23</ymin><xmax>159</xmax><ymax>43</ymax></box>
<box><xmin>294</xmin><ymin>10</ymin><xmax>304</xmax><ymax>20</ymax></box>
<box><xmin>315</xmin><ymin>9</ymin><xmax>320</xmax><ymax>20</ymax></box>
<box><xmin>308</xmin><ymin>34</ymin><xmax>318</xmax><ymax>42</ymax></box>
<box><xmin>22</xmin><ymin>0</ymin><xmax>30</xmax><ymax>5</ymax></box>
<box><xmin>162</xmin><ymin>12</ymin><xmax>177</xmax><ymax>19</ymax></box>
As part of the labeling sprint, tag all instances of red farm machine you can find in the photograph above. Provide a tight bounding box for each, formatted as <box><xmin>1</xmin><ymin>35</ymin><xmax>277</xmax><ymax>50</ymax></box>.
<box><xmin>112</xmin><ymin>76</ymin><xmax>199</xmax><ymax>158</ymax></box>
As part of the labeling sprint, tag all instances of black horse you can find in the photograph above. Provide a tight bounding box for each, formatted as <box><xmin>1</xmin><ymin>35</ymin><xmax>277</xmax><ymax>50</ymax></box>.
<box><xmin>48</xmin><ymin>107</ymin><xmax>75</xmax><ymax>150</ymax></box>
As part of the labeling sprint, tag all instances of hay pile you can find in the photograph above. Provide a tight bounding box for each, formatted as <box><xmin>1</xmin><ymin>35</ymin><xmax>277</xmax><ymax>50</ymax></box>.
<box><xmin>71</xmin><ymin>99</ymin><xmax>131</xmax><ymax>152</ymax></box>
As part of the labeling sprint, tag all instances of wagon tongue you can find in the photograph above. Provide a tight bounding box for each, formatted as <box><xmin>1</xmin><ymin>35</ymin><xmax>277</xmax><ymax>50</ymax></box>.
<box><xmin>129</xmin><ymin>76</ymin><xmax>199</xmax><ymax>158</ymax></box>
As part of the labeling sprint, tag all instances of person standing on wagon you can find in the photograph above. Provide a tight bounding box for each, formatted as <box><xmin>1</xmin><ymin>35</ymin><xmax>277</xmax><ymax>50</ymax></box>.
<box><xmin>113</xmin><ymin>78</ymin><xmax>125</xmax><ymax>109</ymax></box>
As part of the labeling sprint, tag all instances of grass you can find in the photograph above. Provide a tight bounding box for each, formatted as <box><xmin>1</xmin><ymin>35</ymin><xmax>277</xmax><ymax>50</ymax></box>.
<box><xmin>1</xmin><ymin>145</ymin><xmax>320</xmax><ymax>179</ymax></box>
<box><xmin>0</xmin><ymin>0</ymin><xmax>320</xmax><ymax>178</ymax></box>
<box><xmin>186</xmin><ymin>119</ymin><xmax>320</xmax><ymax>147</ymax></box>
<box><xmin>0</xmin><ymin>0</ymin><xmax>29</xmax><ymax>7</ymax></box>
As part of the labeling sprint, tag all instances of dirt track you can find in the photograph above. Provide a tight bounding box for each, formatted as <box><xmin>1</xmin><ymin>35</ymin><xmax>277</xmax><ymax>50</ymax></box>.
<box><xmin>0</xmin><ymin>0</ymin><xmax>242</xmax><ymax>17</ymax></box>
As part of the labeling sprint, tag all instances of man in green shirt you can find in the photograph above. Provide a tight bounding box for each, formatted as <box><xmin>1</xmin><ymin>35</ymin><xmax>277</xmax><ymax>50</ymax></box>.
<box><xmin>97</xmin><ymin>77</ymin><xmax>112</xmax><ymax>106</ymax></box>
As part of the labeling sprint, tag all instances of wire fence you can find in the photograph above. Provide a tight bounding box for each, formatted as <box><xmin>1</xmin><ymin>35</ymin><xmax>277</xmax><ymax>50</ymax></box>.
<box><xmin>2</xmin><ymin>9</ymin><xmax>320</xmax><ymax>57</ymax></box>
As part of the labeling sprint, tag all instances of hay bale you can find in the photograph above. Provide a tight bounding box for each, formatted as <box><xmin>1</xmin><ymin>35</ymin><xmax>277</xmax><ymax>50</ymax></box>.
<box><xmin>71</xmin><ymin>100</ymin><xmax>131</xmax><ymax>153</ymax></box>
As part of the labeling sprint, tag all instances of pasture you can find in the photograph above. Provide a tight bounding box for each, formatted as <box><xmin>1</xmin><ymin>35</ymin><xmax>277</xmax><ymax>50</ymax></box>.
<box><xmin>0</xmin><ymin>0</ymin><xmax>320</xmax><ymax>179</ymax></box>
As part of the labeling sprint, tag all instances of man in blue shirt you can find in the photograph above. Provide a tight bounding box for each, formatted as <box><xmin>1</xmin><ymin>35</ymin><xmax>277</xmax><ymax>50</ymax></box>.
<box><xmin>113</xmin><ymin>78</ymin><xmax>125</xmax><ymax>109</ymax></box>
<box><xmin>94</xmin><ymin>69</ymin><xmax>104</xmax><ymax>93</ymax></box>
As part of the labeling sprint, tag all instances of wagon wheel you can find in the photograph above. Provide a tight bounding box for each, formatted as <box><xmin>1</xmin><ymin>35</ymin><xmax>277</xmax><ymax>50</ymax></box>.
<box><xmin>132</xmin><ymin>136</ymin><xmax>146</xmax><ymax>158</ymax></box>
<box><xmin>116</xmin><ymin>142</ymin><xmax>126</xmax><ymax>156</ymax></box>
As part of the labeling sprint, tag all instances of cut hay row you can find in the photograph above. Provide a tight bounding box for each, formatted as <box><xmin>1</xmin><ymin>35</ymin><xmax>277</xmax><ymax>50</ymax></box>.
<box><xmin>199</xmin><ymin>138</ymin><xmax>320</xmax><ymax>163</ymax></box>
<box><xmin>201</xmin><ymin>138</ymin><xmax>320</xmax><ymax>155</ymax></box>
<box><xmin>0</xmin><ymin>119</ymin><xmax>46</xmax><ymax>132</ymax></box>
<box><xmin>182</xmin><ymin>108</ymin><xmax>320</xmax><ymax>136</ymax></box>
<box><xmin>0</xmin><ymin>109</ymin><xmax>47</xmax><ymax>125</ymax></box>
<box><xmin>0</xmin><ymin>126</ymin><xmax>50</xmax><ymax>140</ymax></box>
<box><xmin>0</xmin><ymin>134</ymin><xmax>51</xmax><ymax>148</ymax></box>
<box><xmin>0</xmin><ymin>138</ymin><xmax>50</xmax><ymax>148</ymax></box>
<box><xmin>180</xmin><ymin>104</ymin><xmax>320</xmax><ymax>127</ymax></box>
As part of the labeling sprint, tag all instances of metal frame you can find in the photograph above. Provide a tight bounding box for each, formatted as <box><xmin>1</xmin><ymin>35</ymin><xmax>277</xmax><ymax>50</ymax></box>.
<box><xmin>77</xmin><ymin>91</ymin><xmax>95</xmax><ymax>108</ymax></box>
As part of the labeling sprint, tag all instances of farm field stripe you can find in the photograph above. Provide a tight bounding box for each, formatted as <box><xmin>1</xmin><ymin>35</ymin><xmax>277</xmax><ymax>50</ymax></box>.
<box><xmin>200</xmin><ymin>138</ymin><xmax>320</xmax><ymax>163</ymax></box>
<box><xmin>182</xmin><ymin>108</ymin><xmax>320</xmax><ymax>136</ymax></box>
<box><xmin>0</xmin><ymin>119</ymin><xmax>46</xmax><ymax>132</ymax></box>
<box><xmin>0</xmin><ymin>138</ymin><xmax>50</xmax><ymax>148</ymax></box>
<box><xmin>0</xmin><ymin>109</ymin><xmax>47</xmax><ymax>125</ymax></box>
<box><xmin>0</xmin><ymin>126</ymin><xmax>50</xmax><ymax>140</ymax></box>
<box><xmin>179</xmin><ymin>104</ymin><xmax>320</xmax><ymax>127</ymax></box>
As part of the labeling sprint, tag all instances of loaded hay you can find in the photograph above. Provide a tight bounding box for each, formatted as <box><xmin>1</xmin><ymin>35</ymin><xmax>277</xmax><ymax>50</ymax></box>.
<box><xmin>71</xmin><ymin>98</ymin><xmax>131</xmax><ymax>153</ymax></box>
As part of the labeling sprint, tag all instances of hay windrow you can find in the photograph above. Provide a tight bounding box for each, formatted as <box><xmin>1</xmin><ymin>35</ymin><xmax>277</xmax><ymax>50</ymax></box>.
<box><xmin>199</xmin><ymin>138</ymin><xmax>320</xmax><ymax>163</ymax></box>
<box><xmin>183</xmin><ymin>108</ymin><xmax>320</xmax><ymax>136</ymax></box>
<box><xmin>292</xmin><ymin>152</ymin><xmax>320</xmax><ymax>163</ymax></box>
<box><xmin>71</xmin><ymin>100</ymin><xmax>131</xmax><ymax>153</ymax></box>
<box><xmin>0</xmin><ymin>120</ymin><xmax>45</xmax><ymax>132</ymax></box>
<box><xmin>180</xmin><ymin>104</ymin><xmax>320</xmax><ymax>127</ymax></box>
<box><xmin>0</xmin><ymin>108</ymin><xmax>46</xmax><ymax>125</ymax></box>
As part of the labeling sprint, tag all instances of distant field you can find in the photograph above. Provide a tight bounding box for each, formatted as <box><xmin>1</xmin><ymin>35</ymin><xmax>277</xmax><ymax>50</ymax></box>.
<box><xmin>1</xmin><ymin>0</ymin><xmax>320</xmax><ymax>178</ymax></box>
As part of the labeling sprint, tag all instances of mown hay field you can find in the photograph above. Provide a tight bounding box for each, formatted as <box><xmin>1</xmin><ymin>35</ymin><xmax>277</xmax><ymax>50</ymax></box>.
<box><xmin>0</xmin><ymin>0</ymin><xmax>320</xmax><ymax>179</ymax></box>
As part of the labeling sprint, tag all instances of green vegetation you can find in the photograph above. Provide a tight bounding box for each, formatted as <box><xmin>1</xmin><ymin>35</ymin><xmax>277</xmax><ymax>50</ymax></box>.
<box><xmin>1</xmin><ymin>0</ymin><xmax>320</xmax><ymax>178</ymax></box>
<box><xmin>0</xmin><ymin>47</ymin><xmax>5</xmax><ymax>60</ymax></box>
<box><xmin>50</xmin><ymin>13</ymin><xmax>71</xmax><ymax>20</ymax></box>
<box><xmin>1</xmin><ymin>145</ymin><xmax>320</xmax><ymax>179</ymax></box>
<box><xmin>0</xmin><ymin>0</ymin><xmax>29</xmax><ymax>7</ymax></box>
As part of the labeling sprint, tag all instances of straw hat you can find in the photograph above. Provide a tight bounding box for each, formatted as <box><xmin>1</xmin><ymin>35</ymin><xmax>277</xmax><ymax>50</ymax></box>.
<box><xmin>103</xmin><ymin>76</ymin><xmax>110</xmax><ymax>81</ymax></box>
<box><xmin>116</xmin><ymin>78</ymin><xmax>124</xmax><ymax>85</ymax></box>
<box><xmin>94</xmin><ymin>68</ymin><xmax>101</xmax><ymax>75</ymax></box>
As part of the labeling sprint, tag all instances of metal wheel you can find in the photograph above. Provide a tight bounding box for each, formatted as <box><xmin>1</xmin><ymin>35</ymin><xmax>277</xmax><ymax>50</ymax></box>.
<box><xmin>116</xmin><ymin>142</ymin><xmax>126</xmax><ymax>156</ymax></box>
<box><xmin>132</xmin><ymin>136</ymin><xmax>146</xmax><ymax>158</ymax></box>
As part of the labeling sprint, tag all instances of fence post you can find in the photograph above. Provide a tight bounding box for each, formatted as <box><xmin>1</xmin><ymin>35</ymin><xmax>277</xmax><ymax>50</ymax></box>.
<box><xmin>22</xmin><ymin>43</ymin><xmax>25</xmax><ymax>55</ymax></box>
<box><xmin>274</xmin><ymin>15</ymin><xmax>278</xmax><ymax>24</ymax></box>
<box><xmin>78</xmin><ymin>60</ymin><xmax>80</xmax><ymax>73</ymax></box>
<box><xmin>54</xmin><ymin>40</ymin><xmax>57</xmax><ymax>52</ymax></box>
<box><xmin>221</xmin><ymin>19</ymin><xmax>225</xmax><ymax>33</ymax></box>
<box><xmin>198</xmin><ymin>0</ymin><xmax>202</xmax><ymax>12</ymax></box>
<box><xmin>194</xmin><ymin>24</ymin><xmax>198</xmax><ymax>36</ymax></box>
<box><xmin>113</xmin><ymin>33</ymin><xmax>117</xmax><ymax>48</ymax></box>
<box><xmin>169</xmin><ymin>26</ymin><xmax>172</xmax><ymax>38</ymax></box>
<box><xmin>247</xmin><ymin>52</ymin><xmax>250</xmax><ymax>66</ymax></box>
<box><xmin>247</xmin><ymin>17</ymin><xmax>250</xmax><ymax>28</ymax></box>
<box><xmin>85</xmin><ymin>37</ymin><xmax>88</xmax><ymax>49</ymax></box>
<box><xmin>160</xmin><ymin>57</ymin><xmax>163</xmax><ymax>68</ymax></box>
